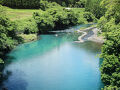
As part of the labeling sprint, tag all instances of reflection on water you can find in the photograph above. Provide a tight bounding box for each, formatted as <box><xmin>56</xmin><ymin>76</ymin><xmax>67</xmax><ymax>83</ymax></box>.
<box><xmin>73</xmin><ymin>41</ymin><xmax>102</xmax><ymax>53</ymax></box>
<box><xmin>0</xmin><ymin>24</ymin><xmax>104</xmax><ymax>90</ymax></box>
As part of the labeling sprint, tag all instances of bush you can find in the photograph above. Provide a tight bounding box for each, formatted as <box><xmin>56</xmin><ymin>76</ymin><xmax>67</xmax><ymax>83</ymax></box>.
<box><xmin>33</xmin><ymin>8</ymin><xmax>87</xmax><ymax>33</ymax></box>
<box><xmin>97</xmin><ymin>16</ymin><xmax>107</xmax><ymax>31</ymax></box>
<box><xmin>39</xmin><ymin>0</ymin><xmax>60</xmax><ymax>10</ymax></box>
<box><xmin>75</xmin><ymin>0</ymin><xmax>86</xmax><ymax>8</ymax></box>
<box><xmin>15</xmin><ymin>18</ymin><xmax>38</xmax><ymax>34</ymax></box>
<box><xmin>1</xmin><ymin>0</ymin><xmax>60</xmax><ymax>9</ymax></box>
<box><xmin>0</xmin><ymin>16</ymin><xmax>22</xmax><ymax>54</ymax></box>
<box><xmin>33</xmin><ymin>11</ymin><xmax>55</xmax><ymax>33</ymax></box>
<box><xmin>83</xmin><ymin>12</ymin><xmax>97</xmax><ymax>22</ymax></box>
<box><xmin>85</xmin><ymin>0</ymin><xmax>106</xmax><ymax>19</ymax></box>
<box><xmin>100</xmin><ymin>24</ymin><xmax>120</xmax><ymax>88</ymax></box>
<box><xmin>1</xmin><ymin>0</ymin><xmax>40</xmax><ymax>9</ymax></box>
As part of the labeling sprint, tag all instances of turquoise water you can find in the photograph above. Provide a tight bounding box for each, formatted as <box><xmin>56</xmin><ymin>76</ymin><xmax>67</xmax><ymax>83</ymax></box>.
<box><xmin>1</xmin><ymin>25</ymin><xmax>103</xmax><ymax>90</ymax></box>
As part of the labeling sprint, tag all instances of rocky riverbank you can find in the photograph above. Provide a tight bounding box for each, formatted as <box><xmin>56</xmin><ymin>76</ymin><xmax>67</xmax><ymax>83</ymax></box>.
<box><xmin>75</xmin><ymin>27</ymin><xmax>105</xmax><ymax>43</ymax></box>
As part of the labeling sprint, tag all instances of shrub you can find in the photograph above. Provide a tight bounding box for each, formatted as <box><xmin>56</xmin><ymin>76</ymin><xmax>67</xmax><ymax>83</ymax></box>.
<box><xmin>75</xmin><ymin>0</ymin><xmax>86</xmax><ymax>8</ymax></box>
<box><xmin>1</xmin><ymin>0</ymin><xmax>60</xmax><ymax>9</ymax></box>
<box><xmin>83</xmin><ymin>12</ymin><xmax>97</xmax><ymax>22</ymax></box>
<box><xmin>15</xmin><ymin>18</ymin><xmax>39</xmax><ymax>34</ymax></box>
<box><xmin>39</xmin><ymin>0</ymin><xmax>60</xmax><ymax>10</ymax></box>
<box><xmin>33</xmin><ymin>11</ymin><xmax>55</xmax><ymax>33</ymax></box>
<box><xmin>0</xmin><ymin>15</ymin><xmax>22</xmax><ymax>53</ymax></box>
<box><xmin>33</xmin><ymin>7</ymin><xmax>87</xmax><ymax>33</ymax></box>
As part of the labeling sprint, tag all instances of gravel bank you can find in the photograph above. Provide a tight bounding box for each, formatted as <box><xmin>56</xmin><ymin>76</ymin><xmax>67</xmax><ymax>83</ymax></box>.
<box><xmin>75</xmin><ymin>27</ymin><xmax>105</xmax><ymax>43</ymax></box>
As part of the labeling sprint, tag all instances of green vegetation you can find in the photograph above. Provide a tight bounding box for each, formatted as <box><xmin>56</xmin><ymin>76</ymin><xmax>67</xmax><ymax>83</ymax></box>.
<box><xmin>0</xmin><ymin>0</ymin><xmax>86</xmax><ymax>8</ymax></box>
<box><xmin>3</xmin><ymin>3</ymin><xmax>88</xmax><ymax>34</ymax></box>
<box><xmin>84</xmin><ymin>0</ymin><xmax>120</xmax><ymax>89</ymax></box>
<box><xmin>1</xmin><ymin>0</ymin><xmax>41</xmax><ymax>9</ymax></box>
<box><xmin>19</xmin><ymin>34</ymin><xmax>38</xmax><ymax>43</ymax></box>
<box><xmin>6</xmin><ymin>8</ymin><xmax>40</xmax><ymax>21</ymax></box>
<box><xmin>0</xmin><ymin>5</ymin><xmax>23</xmax><ymax>55</ymax></box>
<box><xmin>83</xmin><ymin>12</ymin><xmax>97</xmax><ymax>22</ymax></box>
<box><xmin>94</xmin><ymin>0</ymin><xmax>120</xmax><ymax>89</ymax></box>
<box><xmin>74</xmin><ymin>0</ymin><xmax>86</xmax><ymax>8</ymax></box>
<box><xmin>15</xmin><ymin>18</ymin><xmax>38</xmax><ymax>34</ymax></box>
<box><xmin>85</xmin><ymin>0</ymin><xmax>105</xmax><ymax>19</ymax></box>
<box><xmin>0</xmin><ymin>1</ymin><xmax>88</xmax><ymax>61</ymax></box>
<box><xmin>33</xmin><ymin>7</ymin><xmax>87</xmax><ymax>33</ymax></box>
<box><xmin>0</xmin><ymin>5</ymin><xmax>23</xmax><ymax>80</ymax></box>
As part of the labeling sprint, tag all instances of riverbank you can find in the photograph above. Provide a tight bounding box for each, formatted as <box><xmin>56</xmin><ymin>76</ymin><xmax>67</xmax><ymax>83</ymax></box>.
<box><xmin>75</xmin><ymin>26</ymin><xmax>105</xmax><ymax>43</ymax></box>
<box><xmin>18</xmin><ymin>34</ymin><xmax>38</xmax><ymax>43</ymax></box>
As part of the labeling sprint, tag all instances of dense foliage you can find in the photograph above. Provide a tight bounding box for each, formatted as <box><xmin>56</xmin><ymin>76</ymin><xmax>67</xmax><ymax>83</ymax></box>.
<box><xmin>0</xmin><ymin>6</ymin><xmax>23</xmax><ymax>61</ymax></box>
<box><xmin>15</xmin><ymin>18</ymin><xmax>38</xmax><ymax>34</ymax></box>
<box><xmin>33</xmin><ymin>8</ymin><xmax>87</xmax><ymax>33</ymax></box>
<box><xmin>0</xmin><ymin>0</ymin><xmax>60</xmax><ymax>9</ymax></box>
<box><xmin>83</xmin><ymin>12</ymin><xmax>97</xmax><ymax>22</ymax></box>
<box><xmin>1</xmin><ymin>0</ymin><xmax>40</xmax><ymax>8</ymax></box>
<box><xmin>85</xmin><ymin>0</ymin><xmax>106</xmax><ymax>19</ymax></box>
<box><xmin>0</xmin><ymin>0</ymin><xmax>86</xmax><ymax>8</ymax></box>
<box><xmin>52</xmin><ymin>0</ymin><xmax>86</xmax><ymax>7</ymax></box>
<box><xmin>96</xmin><ymin>0</ymin><xmax>120</xmax><ymax>89</ymax></box>
<box><xmin>74</xmin><ymin>0</ymin><xmax>86</xmax><ymax>8</ymax></box>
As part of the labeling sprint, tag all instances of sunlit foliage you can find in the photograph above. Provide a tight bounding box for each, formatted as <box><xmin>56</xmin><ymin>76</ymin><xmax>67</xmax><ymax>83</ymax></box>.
<box><xmin>97</xmin><ymin>0</ymin><xmax>120</xmax><ymax>89</ymax></box>
<box><xmin>33</xmin><ymin>8</ymin><xmax>87</xmax><ymax>33</ymax></box>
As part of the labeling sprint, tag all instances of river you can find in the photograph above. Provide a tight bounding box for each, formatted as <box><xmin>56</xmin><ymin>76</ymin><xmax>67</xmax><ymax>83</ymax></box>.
<box><xmin>0</xmin><ymin>24</ymin><xmax>103</xmax><ymax>90</ymax></box>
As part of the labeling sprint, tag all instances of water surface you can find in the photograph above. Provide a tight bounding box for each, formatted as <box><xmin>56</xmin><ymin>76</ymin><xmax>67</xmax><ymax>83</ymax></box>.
<box><xmin>1</xmin><ymin>25</ymin><xmax>103</xmax><ymax>90</ymax></box>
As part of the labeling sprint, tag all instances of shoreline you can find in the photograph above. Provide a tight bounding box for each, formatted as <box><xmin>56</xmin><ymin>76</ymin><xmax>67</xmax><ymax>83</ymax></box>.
<box><xmin>18</xmin><ymin>34</ymin><xmax>38</xmax><ymax>43</ymax></box>
<box><xmin>75</xmin><ymin>26</ymin><xmax>105</xmax><ymax>43</ymax></box>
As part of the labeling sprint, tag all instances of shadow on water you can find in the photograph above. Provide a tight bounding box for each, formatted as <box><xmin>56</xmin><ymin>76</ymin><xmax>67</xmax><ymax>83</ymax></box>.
<box><xmin>99</xmin><ymin>58</ymin><xmax>104</xmax><ymax>67</ymax></box>
<box><xmin>99</xmin><ymin>58</ymin><xmax>104</xmax><ymax>89</ymax></box>
<box><xmin>0</xmin><ymin>70</ymin><xmax>28</xmax><ymax>90</ymax></box>
<box><xmin>0</xmin><ymin>55</ymin><xmax>17</xmax><ymax>90</ymax></box>
<box><xmin>0</xmin><ymin>70</ymin><xmax>12</xmax><ymax>90</ymax></box>
<box><xmin>73</xmin><ymin>41</ymin><xmax>102</xmax><ymax>54</ymax></box>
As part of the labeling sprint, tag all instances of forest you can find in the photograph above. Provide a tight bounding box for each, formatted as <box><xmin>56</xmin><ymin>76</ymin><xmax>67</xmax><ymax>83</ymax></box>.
<box><xmin>0</xmin><ymin>0</ymin><xmax>120</xmax><ymax>89</ymax></box>
<box><xmin>0</xmin><ymin>0</ymin><xmax>86</xmax><ymax>8</ymax></box>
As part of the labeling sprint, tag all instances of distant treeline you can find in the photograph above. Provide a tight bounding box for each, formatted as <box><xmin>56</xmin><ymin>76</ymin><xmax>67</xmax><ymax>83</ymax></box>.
<box><xmin>1</xmin><ymin>0</ymin><xmax>42</xmax><ymax>8</ymax></box>
<box><xmin>0</xmin><ymin>0</ymin><xmax>86</xmax><ymax>8</ymax></box>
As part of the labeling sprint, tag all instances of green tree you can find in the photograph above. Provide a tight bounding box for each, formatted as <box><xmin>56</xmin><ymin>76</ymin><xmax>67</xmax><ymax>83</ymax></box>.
<box><xmin>0</xmin><ymin>5</ymin><xmax>22</xmax><ymax>55</ymax></box>
<box><xmin>85</xmin><ymin>0</ymin><xmax>105</xmax><ymax>19</ymax></box>
<box><xmin>98</xmin><ymin>0</ymin><xmax>120</xmax><ymax>89</ymax></box>
<box><xmin>33</xmin><ymin>11</ymin><xmax>55</xmax><ymax>33</ymax></box>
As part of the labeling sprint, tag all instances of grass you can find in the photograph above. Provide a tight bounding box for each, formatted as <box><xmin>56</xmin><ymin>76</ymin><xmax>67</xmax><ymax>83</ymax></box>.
<box><xmin>4</xmin><ymin>6</ymin><xmax>85</xmax><ymax>21</ymax></box>
<box><xmin>5</xmin><ymin>7</ymin><xmax>40</xmax><ymax>21</ymax></box>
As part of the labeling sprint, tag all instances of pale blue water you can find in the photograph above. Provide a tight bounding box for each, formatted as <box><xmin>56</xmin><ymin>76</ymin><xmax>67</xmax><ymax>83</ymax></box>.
<box><xmin>1</xmin><ymin>25</ymin><xmax>103</xmax><ymax>90</ymax></box>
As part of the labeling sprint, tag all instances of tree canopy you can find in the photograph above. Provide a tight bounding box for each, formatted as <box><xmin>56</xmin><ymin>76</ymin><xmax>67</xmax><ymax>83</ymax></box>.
<box><xmin>0</xmin><ymin>0</ymin><xmax>86</xmax><ymax>8</ymax></box>
<box><xmin>96</xmin><ymin>0</ymin><xmax>120</xmax><ymax>89</ymax></box>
